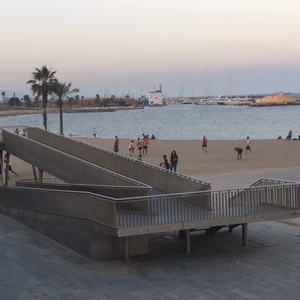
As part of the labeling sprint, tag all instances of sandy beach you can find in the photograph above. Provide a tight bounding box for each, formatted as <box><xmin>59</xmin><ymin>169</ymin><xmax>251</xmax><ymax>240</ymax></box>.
<box><xmin>9</xmin><ymin>137</ymin><xmax>300</xmax><ymax>188</ymax></box>
<box><xmin>0</xmin><ymin>108</ymin><xmax>60</xmax><ymax>117</ymax></box>
<box><xmin>81</xmin><ymin>138</ymin><xmax>300</xmax><ymax>188</ymax></box>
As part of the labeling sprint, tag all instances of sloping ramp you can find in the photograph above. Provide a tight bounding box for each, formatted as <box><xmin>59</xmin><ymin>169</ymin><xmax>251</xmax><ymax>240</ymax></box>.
<box><xmin>2</xmin><ymin>130</ymin><xmax>148</xmax><ymax>188</ymax></box>
<box><xmin>26</xmin><ymin>127</ymin><xmax>210</xmax><ymax>193</ymax></box>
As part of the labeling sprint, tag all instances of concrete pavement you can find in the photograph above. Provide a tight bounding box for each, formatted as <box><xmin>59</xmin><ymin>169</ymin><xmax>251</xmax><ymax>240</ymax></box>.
<box><xmin>1</xmin><ymin>212</ymin><xmax>300</xmax><ymax>300</ymax></box>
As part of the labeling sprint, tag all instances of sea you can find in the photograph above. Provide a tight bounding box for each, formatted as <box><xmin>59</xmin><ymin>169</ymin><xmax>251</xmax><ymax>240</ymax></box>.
<box><xmin>1</xmin><ymin>104</ymin><xmax>300</xmax><ymax>140</ymax></box>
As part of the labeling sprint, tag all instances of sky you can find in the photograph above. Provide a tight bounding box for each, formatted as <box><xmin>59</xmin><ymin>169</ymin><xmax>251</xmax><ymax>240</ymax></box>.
<box><xmin>1</xmin><ymin>0</ymin><xmax>300</xmax><ymax>98</ymax></box>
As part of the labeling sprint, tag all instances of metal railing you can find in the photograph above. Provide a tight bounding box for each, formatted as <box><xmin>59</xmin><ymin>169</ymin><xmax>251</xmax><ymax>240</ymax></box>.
<box><xmin>0</xmin><ymin>182</ymin><xmax>300</xmax><ymax>237</ymax></box>
<box><xmin>116</xmin><ymin>183</ymin><xmax>300</xmax><ymax>228</ymax></box>
<box><xmin>0</xmin><ymin>187</ymin><xmax>118</xmax><ymax>229</ymax></box>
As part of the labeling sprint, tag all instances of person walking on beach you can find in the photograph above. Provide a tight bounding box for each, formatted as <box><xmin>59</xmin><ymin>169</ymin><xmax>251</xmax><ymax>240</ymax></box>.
<box><xmin>93</xmin><ymin>128</ymin><xmax>97</xmax><ymax>138</ymax></box>
<box><xmin>160</xmin><ymin>155</ymin><xmax>170</xmax><ymax>170</ymax></box>
<box><xmin>4</xmin><ymin>154</ymin><xmax>18</xmax><ymax>177</ymax></box>
<box><xmin>128</xmin><ymin>140</ymin><xmax>135</xmax><ymax>156</ymax></box>
<box><xmin>136</xmin><ymin>138</ymin><xmax>143</xmax><ymax>155</ymax></box>
<box><xmin>114</xmin><ymin>136</ymin><xmax>119</xmax><ymax>152</ymax></box>
<box><xmin>143</xmin><ymin>135</ymin><xmax>149</xmax><ymax>155</ymax></box>
<box><xmin>246</xmin><ymin>136</ymin><xmax>252</xmax><ymax>154</ymax></box>
<box><xmin>170</xmin><ymin>150</ymin><xmax>179</xmax><ymax>172</ymax></box>
<box><xmin>286</xmin><ymin>130</ymin><xmax>293</xmax><ymax>140</ymax></box>
<box><xmin>202</xmin><ymin>136</ymin><xmax>208</xmax><ymax>152</ymax></box>
<box><xmin>234</xmin><ymin>147</ymin><xmax>243</xmax><ymax>160</ymax></box>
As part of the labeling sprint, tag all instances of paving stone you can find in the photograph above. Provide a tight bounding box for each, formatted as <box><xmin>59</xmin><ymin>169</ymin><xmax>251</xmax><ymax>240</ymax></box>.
<box><xmin>1</xmin><ymin>213</ymin><xmax>300</xmax><ymax>300</ymax></box>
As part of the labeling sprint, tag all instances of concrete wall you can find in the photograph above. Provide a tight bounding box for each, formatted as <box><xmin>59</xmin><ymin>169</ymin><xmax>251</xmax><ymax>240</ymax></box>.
<box><xmin>3</xmin><ymin>130</ymin><xmax>148</xmax><ymax>188</ymax></box>
<box><xmin>0</xmin><ymin>186</ymin><xmax>149</xmax><ymax>259</ymax></box>
<box><xmin>27</xmin><ymin>127</ymin><xmax>210</xmax><ymax>193</ymax></box>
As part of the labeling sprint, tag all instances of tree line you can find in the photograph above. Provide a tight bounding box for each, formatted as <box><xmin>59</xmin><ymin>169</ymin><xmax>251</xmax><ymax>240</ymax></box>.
<box><xmin>26</xmin><ymin>65</ymin><xmax>79</xmax><ymax>135</ymax></box>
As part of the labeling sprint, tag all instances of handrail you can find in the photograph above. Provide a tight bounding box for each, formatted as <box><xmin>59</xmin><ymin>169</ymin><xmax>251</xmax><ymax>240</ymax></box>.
<box><xmin>1</xmin><ymin>182</ymin><xmax>300</xmax><ymax>236</ymax></box>
<box><xmin>228</xmin><ymin>178</ymin><xmax>300</xmax><ymax>203</ymax></box>
<box><xmin>116</xmin><ymin>183</ymin><xmax>300</xmax><ymax>228</ymax></box>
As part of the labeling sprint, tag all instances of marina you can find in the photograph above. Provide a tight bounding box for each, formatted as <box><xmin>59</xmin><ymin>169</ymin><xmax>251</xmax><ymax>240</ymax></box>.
<box><xmin>1</xmin><ymin>104</ymin><xmax>300</xmax><ymax>140</ymax></box>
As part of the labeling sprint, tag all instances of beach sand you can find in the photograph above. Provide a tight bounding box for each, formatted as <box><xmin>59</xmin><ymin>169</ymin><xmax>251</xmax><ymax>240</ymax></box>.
<box><xmin>79</xmin><ymin>138</ymin><xmax>300</xmax><ymax>188</ymax></box>
<box><xmin>9</xmin><ymin>137</ymin><xmax>300</xmax><ymax>188</ymax></box>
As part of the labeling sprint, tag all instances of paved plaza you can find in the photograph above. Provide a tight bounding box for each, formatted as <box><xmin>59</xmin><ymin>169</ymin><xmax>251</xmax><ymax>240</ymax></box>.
<box><xmin>1</xmin><ymin>213</ymin><xmax>300</xmax><ymax>300</ymax></box>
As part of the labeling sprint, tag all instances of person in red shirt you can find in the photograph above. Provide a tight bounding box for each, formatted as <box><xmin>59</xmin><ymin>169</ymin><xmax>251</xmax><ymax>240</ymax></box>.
<box><xmin>202</xmin><ymin>136</ymin><xmax>208</xmax><ymax>152</ymax></box>
<box><xmin>114</xmin><ymin>136</ymin><xmax>119</xmax><ymax>152</ymax></box>
<box><xmin>234</xmin><ymin>147</ymin><xmax>243</xmax><ymax>160</ymax></box>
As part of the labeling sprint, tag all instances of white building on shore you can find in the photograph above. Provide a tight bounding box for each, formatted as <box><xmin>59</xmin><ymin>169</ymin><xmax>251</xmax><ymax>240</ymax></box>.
<box><xmin>148</xmin><ymin>85</ymin><xmax>166</xmax><ymax>106</ymax></box>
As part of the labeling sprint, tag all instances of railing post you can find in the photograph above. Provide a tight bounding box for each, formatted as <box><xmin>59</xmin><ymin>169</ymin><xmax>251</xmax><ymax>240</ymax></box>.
<box><xmin>242</xmin><ymin>223</ymin><xmax>248</xmax><ymax>247</ymax></box>
<box><xmin>185</xmin><ymin>229</ymin><xmax>191</xmax><ymax>254</ymax></box>
<box><xmin>123</xmin><ymin>237</ymin><xmax>129</xmax><ymax>262</ymax></box>
<box><xmin>32</xmin><ymin>165</ymin><xmax>38</xmax><ymax>183</ymax></box>
<box><xmin>38</xmin><ymin>168</ymin><xmax>43</xmax><ymax>183</ymax></box>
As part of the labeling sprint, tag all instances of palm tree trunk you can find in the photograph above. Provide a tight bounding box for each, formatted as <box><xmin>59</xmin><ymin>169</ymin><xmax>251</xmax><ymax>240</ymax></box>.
<box><xmin>42</xmin><ymin>95</ymin><xmax>48</xmax><ymax>130</ymax></box>
<box><xmin>43</xmin><ymin>106</ymin><xmax>47</xmax><ymax>130</ymax></box>
<box><xmin>59</xmin><ymin>105</ymin><xmax>63</xmax><ymax>135</ymax></box>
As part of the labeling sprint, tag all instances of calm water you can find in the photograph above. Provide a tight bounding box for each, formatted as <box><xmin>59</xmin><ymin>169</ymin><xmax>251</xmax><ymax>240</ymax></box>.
<box><xmin>1</xmin><ymin>104</ymin><xmax>300</xmax><ymax>140</ymax></box>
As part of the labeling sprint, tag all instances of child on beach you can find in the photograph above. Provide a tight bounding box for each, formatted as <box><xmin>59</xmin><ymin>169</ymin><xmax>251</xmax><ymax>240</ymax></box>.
<box><xmin>128</xmin><ymin>140</ymin><xmax>135</xmax><ymax>156</ymax></box>
<box><xmin>234</xmin><ymin>147</ymin><xmax>243</xmax><ymax>160</ymax></box>
<box><xmin>160</xmin><ymin>155</ymin><xmax>170</xmax><ymax>170</ymax></box>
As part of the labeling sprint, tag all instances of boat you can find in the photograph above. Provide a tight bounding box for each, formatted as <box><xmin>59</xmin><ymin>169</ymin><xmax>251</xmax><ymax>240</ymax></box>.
<box><xmin>217</xmin><ymin>97</ymin><xmax>252</xmax><ymax>106</ymax></box>
<box><xmin>182</xmin><ymin>100</ymin><xmax>193</xmax><ymax>104</ymax></box>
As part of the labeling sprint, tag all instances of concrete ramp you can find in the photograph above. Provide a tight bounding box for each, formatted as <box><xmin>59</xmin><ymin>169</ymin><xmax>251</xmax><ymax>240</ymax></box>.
<box><xmin>26</xmin><ymin>127</ymin><xmax>210</xmax><ymax>193</ymax></box>
<box><xmin>2</xmin><ymin>130</ymin><xmax>149</xmax><ymax>188</ymax></box>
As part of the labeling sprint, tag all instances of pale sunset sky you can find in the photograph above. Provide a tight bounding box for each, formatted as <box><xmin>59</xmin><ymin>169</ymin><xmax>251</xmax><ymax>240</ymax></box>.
<box><xmin>1</xmin><ymin>0</ymin><xmax>300</xmax><ymax>98</ymax></box>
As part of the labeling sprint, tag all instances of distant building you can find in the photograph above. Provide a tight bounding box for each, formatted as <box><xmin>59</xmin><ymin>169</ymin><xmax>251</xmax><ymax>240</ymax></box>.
<box><xmin>148</xmin><ymin>85</ymin><xmax>165</xmax><ymax>106</ymax></box>
<box><xmin>260</xmin><ymin>93</ymin><xmax>297</xmax><ymax>104</ymax></box>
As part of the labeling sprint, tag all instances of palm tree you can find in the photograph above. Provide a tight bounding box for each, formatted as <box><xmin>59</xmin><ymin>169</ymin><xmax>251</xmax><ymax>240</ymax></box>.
<box><xmin>52</xmin><ymin>81</ymin><xmax>79</xmax><ymax>135</ymax></box>
<box><xmin>27</xmin><ymin>65</ymin><xmax>57</xmax><ymax>129</ymax></box>
<box><xmin>1</xmin><ymin>91</ymin><xmax>5</xmax><ymax>102</ymax></box>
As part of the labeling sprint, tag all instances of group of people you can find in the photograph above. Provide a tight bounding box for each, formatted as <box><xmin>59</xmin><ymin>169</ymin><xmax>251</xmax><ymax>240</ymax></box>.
<box><xmin>284</xmin><ymin>130</ymin><xmax>300</xmax><ymax>140</ymax></box>
<box><xmin>158</xmin><ymin>136</ymin><xmax>207</xmax><ymax>172</ymax></box>
<box><xmin>14</xmin><ymin>128</ymin><xmax>26</xmax><ymax>136</ymax></box>
<box><xmin>113</xmin><ymin>134</ymin><xmax>152</xmax><ymax>158</ymax></box>
<box><xmin>127</xmin><ymin>134</ymin><xmax>150</xmax><ymax>157</ymax></box>
<box><xmin>160</xmin><ymin>150</ymin><xmax>179</xmax><ymax>172</ymax></box>
<box><xmin>234</xmin><ymin>136</ymin><xmax>252</xmax><ymax>160</ymax></box>
<box><xmin>113</xmin><ymin>133</ymin><xmax>253</xmax><ymax>168</ymax></box>
<box><xmin>277</xmin><ymin>130</ymin><xmax>300</xmax><ymax>140</ymax></box>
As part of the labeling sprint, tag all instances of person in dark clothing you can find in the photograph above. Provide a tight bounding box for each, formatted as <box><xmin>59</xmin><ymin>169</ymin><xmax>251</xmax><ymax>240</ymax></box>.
<box><xmin>160</xmin><ymin>155</ymin><xmax>170</xmax><ymax>170</ymax></box>
<box><xmin>170</xmin><ymin>150</ymin><xmax>179</xmax><ymax>172</ymax></box>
